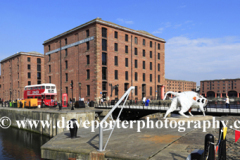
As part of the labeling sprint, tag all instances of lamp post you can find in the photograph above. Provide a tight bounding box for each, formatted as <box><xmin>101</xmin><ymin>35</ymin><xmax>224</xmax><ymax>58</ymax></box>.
<box><xmin>9</xmin><ymin>89</ymin><xmax>12</xmax><ymax>102</ymax></box>
<box><xmin>79</xmin><ymin>82</ymin><xmax>81</xmax><ymax>101</ymax></box>
<box><xmin>70</xmin><ymin>80</ymin><xmax>74</xmax><ymax>110</ymax></box>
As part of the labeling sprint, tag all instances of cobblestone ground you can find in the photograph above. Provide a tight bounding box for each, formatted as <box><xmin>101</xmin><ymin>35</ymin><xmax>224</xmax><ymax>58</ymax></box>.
<box><xmin>185</xmin><ymin>116</ymin><xmax>240</xmax><ymax>159</ymax></box>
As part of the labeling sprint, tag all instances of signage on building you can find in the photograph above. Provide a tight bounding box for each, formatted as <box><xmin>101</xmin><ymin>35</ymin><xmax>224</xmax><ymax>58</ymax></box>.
<box><xmin>45</xmin><ymin>36</ymin><xmax>94</xmax><ymax>55</ymax></box>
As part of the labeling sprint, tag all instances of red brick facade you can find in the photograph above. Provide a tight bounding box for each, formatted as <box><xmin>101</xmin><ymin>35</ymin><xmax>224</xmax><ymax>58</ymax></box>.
<box><xmin>0</xmin><ymin>52</ymin><xmax>45</xmax><ymax>101</ymax></box>
<box><xmin>200</xmin><ymin>79</ymin><xmax>240</xmax><ymax>98</ymax></box>
<box><xmin>165</xmin><ymin>79</ymin><xmax>196</xmax><ymax>94</ymax></box>
<box><xmin>43</xmin><ymin>18</ymin><xmax>166</xmax><ymax>102</ymax></box>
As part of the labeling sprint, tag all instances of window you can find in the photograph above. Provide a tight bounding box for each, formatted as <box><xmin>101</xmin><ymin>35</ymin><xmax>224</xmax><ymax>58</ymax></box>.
<box><xmin>158</xmin><ymin>53</ymin><xmax>160</xmax><ymax>60</ymax></box>
<box><xmin>65</xmin><ymin>49</ymin><xmax>68</xmax><ymax>56</ymax></box>
<box><xmin>150</xmin><ymin>74</ymin><xmax>152</xmax><ymax>82</ymax></box>
<box><xmin>18</xmin><ymin>81</ymin><xmax>19</xmax><ymax>87</ymax></box>
<box><xmin>87</xmin><ymin>85</ymin><xmax>90</xmax><ymax>96</ymax></box>
<box><xmin>150</xmin><ymin>62</ymin><xmax>152</xmax><ymax>70</ymax></box>
<box><xmin>158</xmin><ymin>43</ymin><xmax>160</xmax><ymax>50</ymax></box>
<box><xmin>37</xmin><ymin>58</ymin><xmax>41</xmax><ymax>63</ymax></box>
<box><xmin>48</xmin><ymin>54</ymin><xmax>51</xmax><ymax>62</ymax></box>
<box><xmin>150</xmin><ymin>87</ymin><xmax>152</xmax><ymax>96</ymax></box>
<box><xmin>28</xmin><ymin>64</ymin><xmax>31</xmax><ymax>70</ymax></box>
<box><xmin>125</xmin><ymin>71</ymin><xmax>128</xmax><ymax>80</ymax></box>
<box><xmin>65</xmin><ymin>61</ymin><xmax>68</xmax><ymax>69</ymax></box>
<box><xmin>143</xmin><ymin>61</ymin><xmax>145</xmax><ymax>69</ymax></box>
<box><xmin>114</xmin><ymin>56</ymin><xmax>118</xmax><ymax>66</ymax></box>
<box><xmin>66</xmin><ymin>87</ymin><xmax>68</xmax><ymax>95</ymax></box>
<box><xmin>158</xmin><ymin>64</ymin><xmax>160</xmax><ymax>71</ymax></box>
<box><xmin>86</xmin><ymin>42</ymin><xmax>90</xmax><ymax>50</ymax></box>
<box><xmin>114</xmin><ymin>43</ymin><xmax>118</xmax><ymax>51</ymax></box>
<box><xmin>143</xmin><ymin>49</ymin><xmax>145</xmax><ymax>57</ymax></box>
<box><xmin>65</xmin><ymin>38</ymin><xmax>67</xmax><ymax>45</ymax></box>
<box><xmin>28</xmin><ymin>81</ymin><xmax>31</xmax><ymax>85</ymax></box>
<box><xmin>134</xmin><ymin>48</ymin><xmax>137</xmax><ymax>55</ymax></box>
<box><xmin>86</xmin><ymin>29</ymin><xmax>89</xmax><ymax>37</ymax></box>
<box><xmin>135</xmin><ymin>59</ymin><xmax>138</xmax><ymax>68</ymax></box>
<box><xmin>102</xmin><ymin>39</ymin><xmax>107</xmax><ymax>51</ymax></box>
<box><xmin>125</xmin><ymin>34</ymin><xmax>128</xmax><ymax>41</ymax></box>
<box><xmin>150</xmin><ymin>51</ymin><xmax>152</xmax><ymax>58</ymax></box>
<box><xmin>37</xmin><ymin>65</ymin><xmax>41</xmax><ymax>71</ymax></box>
<box><xmin>49</xmin><ymin>65</ymin><xmax>51</xmax><ymax>72</ymax></box>
<box><xmin>125</xmin><ymin>58</ymin><xmax>128</xmax><ymax>67</ymax></box>
<box><xmin>135</xmin><ymin>72</ymin><xmax>138</xmax><ymax>81</ymax></box>
<box><xmin>158</xmin><ymin>75</ymin><xmax>160</xmax><ymax>83</ymax></box>
<box><xmin>115</xmin><ymin>70</ymin><xmax>118</xmax><ymax>80</ymax></box>
<box><xmin>102</xmin><ymin>82</ymin><xmax>107</xmax><ymax>91</ymax></box>
<box><xmin>48</xmin><ymin>45</ymin><xmax>50</xmax><ymax>51</ymax></box>
<box><xmin>87</xmin><ymin>70</ymin><xmax>90</xmax><ymax>79</ymax></box>
<box><xmin>135</xmin><ymin>37</ymin><xmax>138</xmax><ymax>44</ymax></box>
<box><xmin>87</xmin><ymin>55</ymin><xmax>90</xmax><ymax>64</ymax></box>
<box><xmin>135</xmin><ymin>86</ymin><xmax>138</xmax><ymax>96</ymax></box>
<box><xmin>125</xmin><ymin>45</ymin><xmax>128</xmax><ymax>53</ymax></box>
<box><xmin>28</xmin><ymin>72</ymin><xmax>31</xmax><ymax>78</ymax></box>
<box><xmin>27</xmin><ymin>57</ymin><xmax>31</xmax><ymax>62</ymax></box>
<box><xmin>124</xmin><ymin>83</ymin><xmax>129</xmax><ymax>91</ymax></box>
<box><xmin>49</xmin><ymin>76</ymin><xmax>51</xmax><ymax>83</ymax></box>
<box><xmin>143</xmin><ymin>39</ymin><xmax>145</xmax><ymax>46</ymax></box>
<box><xmin>102</xmin><ymin>28</ymin><xmax>107</xmax><ymax>37</ymax></box>
<box><xmin>37</xmin><ymin>72</ymin><xmax>41</xmax><ymax>79</ymax></box>
<box><xmin>114</xmin><ymin>31</ymin><xmax>118</xmax><ymax>38</ymax></box>
<box><xmin>65</xmin><ymin>73</ymin><xmax>68</xmax><ymax>82</ymax></box>
<box><xmin>102</xmin><ymin>52</ymin><xmax>107</xmax><ymax>65</ymax></box>
<box><xmin>115</xmin><ymin>86</ymin><xmax>118</xmax><ymax>96</ymax></box>
<box><xmin>102</xmin><ymin>67</ymin><xmax>107</xmax><ymax>80</ymax></box>
<box><xmin>143</xmin><ymin>73</ymin><xmax>145</xmax><ymax>81</ymax></box>
<box><xmin>150</xmin><ymin>41</ymin><xmax>152</xmax><ymax>48</ymax></box>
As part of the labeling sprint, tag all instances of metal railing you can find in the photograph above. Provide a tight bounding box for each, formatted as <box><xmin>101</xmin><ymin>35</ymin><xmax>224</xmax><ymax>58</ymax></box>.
<box><xmin>98</xmin><ymin>86</ymin><xmax>135</xmax><ymax>152</ymax></box>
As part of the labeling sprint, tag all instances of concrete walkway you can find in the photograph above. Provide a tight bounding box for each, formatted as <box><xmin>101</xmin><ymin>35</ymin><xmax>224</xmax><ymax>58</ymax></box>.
<box><xmin>41</xmin><ymin>116</ymin><xmax>213</xmax><ymax>160</ymax></box>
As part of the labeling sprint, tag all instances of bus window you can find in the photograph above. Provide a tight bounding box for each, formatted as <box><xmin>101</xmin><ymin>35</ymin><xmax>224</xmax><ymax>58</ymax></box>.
<box><xmin>51</xmin><ymin>86</ymin><xmax>55</xmax><ymax>89</ymax></box>
<box><xmin>38</xmin><ymin>96</ymin><xmax>41</xmax><ymax>99</ymax></box>
<box><xmin>46</xmin><ymin>95</ymin><xmax>51</xmax><ymax>99</ymax></box>
<box><xmin>38</xmin><ymin>87</ymin><xmax>41</xmax><ymax>89</ymax></box>
<box><xmin>42</xmin><ymin>86</ymin><xmax>45</xmax><ymax>89</ymax></box>
<box><xmin>46</xmin><ymin>86</ymin><xmax>50</xmax><ymax>89</ymax></box>
<box><xmin>30</xmin><ymin>87</ymin><xmax>33</xmax><ymax>90</ymax></box>
<box><xmin>34</xmin><ymin>87</ymin><xmax>38</xmax><ymax>90</ymax></box>
<box><xmin>51</xmin><ymin>95</ymin><xmax>54</xmax><ymax>99</ymax></box>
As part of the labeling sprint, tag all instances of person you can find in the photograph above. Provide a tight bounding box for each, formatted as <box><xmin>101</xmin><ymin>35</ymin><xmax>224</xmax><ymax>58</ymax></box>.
<box><xmin>225</xmin><ymin>96</ymin><xmax>229</xmax><ymax>108</ymax></box>
<box><xmin>142</xmin><ymin>97</ymin><xmax>146</xmax><ymax>105</ymax></box>
<box><xmin>145</xmin><ymin>98</ymin><xmax>150</xmax><ymax>106</ymax></box>
<box><xmin>101</xmin><ymin>98</ymin><xmax>103</xmax><ymax>105</ymax></box>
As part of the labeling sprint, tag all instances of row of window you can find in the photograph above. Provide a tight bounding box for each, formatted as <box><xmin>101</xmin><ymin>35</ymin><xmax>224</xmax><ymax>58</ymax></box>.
<box><xmin>102</xmin><ymin>28</ymin><xmax>162</xmax><ymax>49</ymax></box>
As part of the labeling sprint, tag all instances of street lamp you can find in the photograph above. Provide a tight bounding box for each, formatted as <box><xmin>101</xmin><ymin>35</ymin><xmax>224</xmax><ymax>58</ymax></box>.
<box><xmin>9</xmin><ymin>89</ymin><xmax>12</xmax><ymax>101</ymax></box>
<box><xmin>79</xmin><ymin>82</ymin><xmax>81</xmax><ymax>101</ymax></box>
<box><xmin>70</xmin><ymin>80</ymin><xmax>74</xmax><ymax>110</ymax></box>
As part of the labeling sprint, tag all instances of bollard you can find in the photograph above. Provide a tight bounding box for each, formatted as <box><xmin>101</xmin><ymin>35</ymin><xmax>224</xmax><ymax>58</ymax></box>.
<box><xmin>59</xmin><ymin>103</ymin><xmax>62</xmax><ymax>111</ymax></box>
<box><xmin>218</xmin><ymin>140</ymin><xmax>226</xmax><ymax>160</ymax></box>
<box><xmin>204</xmin><ymin>134</ymin><xmax>215</xmax><ymax>160</ymax></box>
<box><xmin>69</xmin><ymin>119</ymin><xmax>78</xmax><ymax>138</ymax></box>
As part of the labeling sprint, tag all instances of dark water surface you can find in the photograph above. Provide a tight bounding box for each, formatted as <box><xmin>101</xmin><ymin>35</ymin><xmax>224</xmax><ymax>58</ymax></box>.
<box><xmin>0</xmin><ymin>127</ymin><xmax>50</xmax><ymax>160</ymax></box>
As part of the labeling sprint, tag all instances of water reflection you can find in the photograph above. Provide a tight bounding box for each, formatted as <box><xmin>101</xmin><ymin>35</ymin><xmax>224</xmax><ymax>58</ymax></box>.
<box><xmin>0</xmin><ymin>127</ymin><xmax>50</xmax><ymax>160</ymax></box>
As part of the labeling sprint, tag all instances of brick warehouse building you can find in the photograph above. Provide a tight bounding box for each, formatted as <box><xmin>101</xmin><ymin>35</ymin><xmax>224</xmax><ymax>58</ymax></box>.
<box><xmin>165</xmin><ymin>79</ymin><xmax>196</xmax><ymax>94</ymax></box>
<box><xmin>200</xmin><ymin>78</ymin><xmax>240</xmax><ymax>98</ymax></box>
<box><xmin>0</xmin><ymin>52</ymin><xmax>45</xmax><ymax>101</ymax></box>
<box><xmin>43</xmin><ymin>18</ymin><xmax>166</xmax><ymax>102</ymax></box>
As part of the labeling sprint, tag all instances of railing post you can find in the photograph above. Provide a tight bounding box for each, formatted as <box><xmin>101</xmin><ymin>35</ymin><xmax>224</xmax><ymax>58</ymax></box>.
<box><xmin>98</xmin><ymin>125</ymin><xmax>103</xmax><ymax>152</ymax></box>
<box><xmin>204</xmin><ymin>134</ymin><xmax>215</xmax><ymax>160</ymax></box>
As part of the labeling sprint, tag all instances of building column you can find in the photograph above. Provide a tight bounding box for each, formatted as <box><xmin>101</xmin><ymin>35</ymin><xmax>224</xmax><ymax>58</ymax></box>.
<box><xmin>220</xmin><ymin>93</ymin><xmax>222</xmax><ymax>98</ymax></box>
<box><xmin>161</xmin><ymin>86</ymin><xmax>165</xmax><ymax>100</ymax></box>
<box><xmin>237</xmin><ymin>93</ymin><xmax>239</xmax><ymax>98</ymax></box>
<box><xmin>205</xmin><ymin>93</ymin><xmax>207</xmax><ymax>97</ymax></box>
<box><xmin>215</xmin><ymin>93</ymin><xmax>217</xmax><ymax>98</ymax></box>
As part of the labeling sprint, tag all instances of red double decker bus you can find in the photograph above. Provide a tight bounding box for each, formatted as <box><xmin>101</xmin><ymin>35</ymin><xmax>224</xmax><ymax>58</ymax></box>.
<box><xmin>24</xmin><ymin>83</ymin><xmax>57</xmax><ymax>107</ymax></box>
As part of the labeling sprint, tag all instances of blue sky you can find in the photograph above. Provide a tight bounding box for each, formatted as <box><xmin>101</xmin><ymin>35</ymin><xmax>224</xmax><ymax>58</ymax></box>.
<box><xmin>0</xmin><ymin>0</ymin><xmax>240</xmax><ymax>85</ymax></box>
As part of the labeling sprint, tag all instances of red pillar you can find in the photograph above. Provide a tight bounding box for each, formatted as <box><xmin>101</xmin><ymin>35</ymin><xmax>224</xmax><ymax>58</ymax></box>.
<box><xmin>237</xmin><ymin>93</ymin><xmax>239</xmax><ymax>98</ymax></box>
<box><xmin>220</xmin><ymin>93</ymin><xmax>222</xmax><ymax>98</ymax></box>
<box><xmin>205</xmin><ymin>93</ymin><xmax>207</xmax><ymax>97</ymax></box>
<box><xmin>215</xmin><ymin>93</ymin><xmax>217</xmax><ymax>98</ymax></box>
<box><xmin>161</xmin><ymin>86</ymin><xmax>165</xmax><ymax>100</ymax></box>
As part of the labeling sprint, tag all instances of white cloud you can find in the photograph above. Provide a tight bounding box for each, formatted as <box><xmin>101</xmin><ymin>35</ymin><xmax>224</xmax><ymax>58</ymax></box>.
<box><xmin>116</xmin><ymin>18</ymin><xmax>134</xmax><ymax>24</ymax></box>
<box><xmin>152</xmin><ymin>27</ymin><xmax>164</xmax><ymax>34</ymax></box>
<box><xmin>165</xmin><ymin>36</ymin><xmax>240</xmax><ymax>85</ymax></box>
